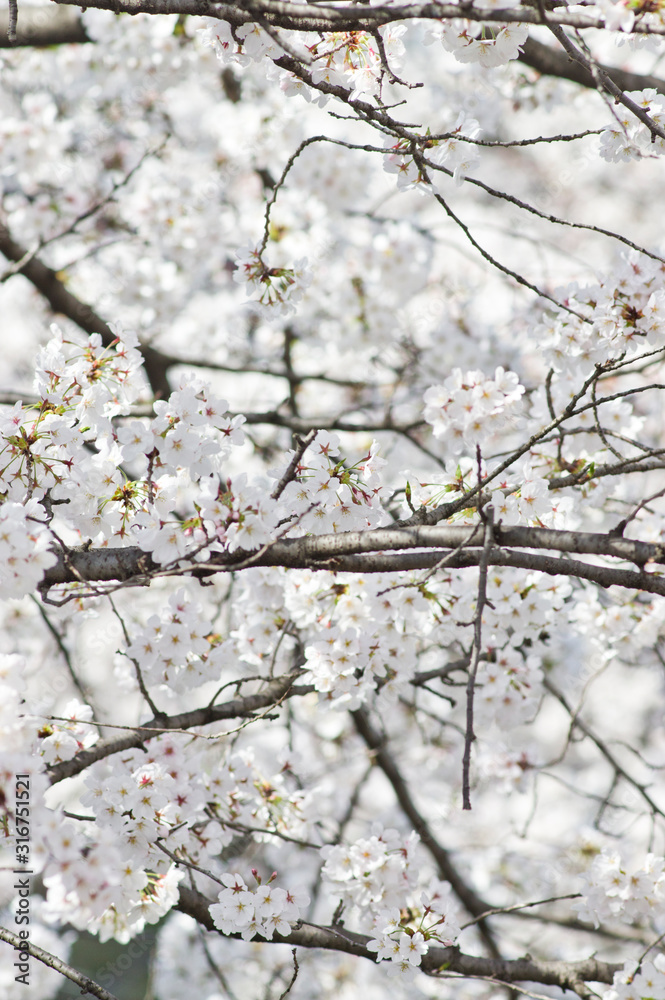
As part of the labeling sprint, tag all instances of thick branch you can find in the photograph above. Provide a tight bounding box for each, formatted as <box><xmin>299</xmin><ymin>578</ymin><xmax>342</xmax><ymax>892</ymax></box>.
<box><xmin>176</xmin><ymin>886</ymin><xmax>621</xmax><ymax>989</ymax></box>
<box><xmin>297</xmin><ymin>548</ymin><xmax>665</xmax><ymax>597</ymax></box>
<box><xmin>42</xmin><ymin>524</ymin><xmax>665</xmax><ymax>588</ymax></box>
<box><xmin>5</xmin><ymin>7</ymin><xmax>665</xmax><ymax>105</ymax></box>
<box><xmin>520</xmin><ymin>37</ymin><xmax>665</xmax><ymax>96</ymax></box>
<box><xmin>38</xmin><ymin>0</ymin><xmax>665</xmax><ymax>35</ymax></box>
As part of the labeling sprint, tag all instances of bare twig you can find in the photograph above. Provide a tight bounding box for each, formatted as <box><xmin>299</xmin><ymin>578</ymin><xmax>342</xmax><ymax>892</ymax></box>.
<box><xmin>0</xmin><ymin>927</ymin><xmax>119</xmax><ymax>1000</ymax></box>
<box><xmin>272</xmin><ymin>429</ymin><xmax>318</xmax><ymax>500</ymax></box>
<box><xmin>462</xmin><ymin>484</ymin><xmax>494</xmax><ymax>809</ymax></box>
<box><xmin>277</xmin><ymin>949</ymin><xmax>300</xmax><ymax>1000</ymax></box>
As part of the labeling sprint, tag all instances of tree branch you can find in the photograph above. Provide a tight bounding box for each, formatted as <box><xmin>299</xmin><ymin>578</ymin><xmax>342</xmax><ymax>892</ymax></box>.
<box><xmin>30</xmin><ymin>0</ymin><xmax>665</xmax><ymax>36</ymax></box>
<box><xmin>176</xmin><ymin>885</ymin><xmax>622</xmax><ymax>989</ymax></box>
<box><xmin>462</xmin><ymin>501</ymin><xmax>494</xmax><ymax>810</ymax></box>
<box><xmin>41</xmin><ymin>524</ymin><xmax>665</xmax><ymax>589</ymax></box>
<box><xmin>0</xmin><ymin>927</ymin><xmax>119</xmax><ymax>1000</ymax></box>
<box><xmin>0</xmin><ymin>5</ymin><xmax>89</xmax><ymax>45</ymax></box>
<box><xmin>5</xmin><ymin>7</ymin><xmax>665</xmax><ymax>107</ymax></box>
<box><xmin>520</xmin><ymin>37</ymin><xmax>665</xmax><ymax>96</ymax></box>
<box><xmin>546</xmin><ymin>23</ymin><xmax>665</xmax><ymax>140</ymax></box>
<box><xmin>47</xmin><ymin>668</ymin><xmax>304</xmax><ymax>783</ymax></box>
<box><xmin>544</xmin><ymin>678</ymin><xmax>665</xmax><ymax>822</ymax></box>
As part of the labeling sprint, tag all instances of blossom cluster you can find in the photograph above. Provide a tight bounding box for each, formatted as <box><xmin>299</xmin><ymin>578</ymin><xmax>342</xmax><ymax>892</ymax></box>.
<box><xmin>199</xmin><ymin>743</ymin><xmax>318</xmax><ymax>849</ymax></box>
<box><xmin>275</xmin><ymin>431</ymin><xmax>389</xmax><ymax>536</ymax></box>
<box><xmin>600</xmin><ymin>89</ymin><xmax>665</xmax><ymax>162</ymax></box>
<box><xmin>407</xmin><ymin>455</ymin><xmax>573</xmax><ymax>531</ymax></box>
<box><xmin>137</xmin><ymin>429</ymin><xmax>387</xmax><ymax>562</ymax></box>
<box><xmin>40</xmin><ymin>766</ymin><xmax>183</xmax><ymax>944</ymax></box>
<box><xmin>428</xmin><ymin>19</ymin><xmax>529</xmax><ymax>68</ymax></box>
<box><xmin>571</xmin><ymin>587</ymin><xmax>665</xmax><ymax>668</ymax></box>
<box><xmin>574</xmin><ymin>849</ymin><xmax>665</xmax><ymax>927</ymax></box>
<box><xmin>367</xmin><ymin>884</ymin><xmax>461</xmax><ymax>981</ymax></box>
<box><xmin>34</xmin><ymin>735</ymin><xmax>292</xmax><ymax>943</ymax></box>
<box><xmin>304</xmin><ymin>624</ymin><xmax>378</xmax><ymax>708</ymax></box>
<box><xmin>487</xmin><ymin>460</ymin><xmax>574</xmax><ymax>529</ymax></box>
<box><xmin>233</xmin><ymin>243</ymin><xmax>312</xmax><ymax>316</ymax></box>
<box><xmin>39</xmin><ymin>699</ymin><xmax>98</xmax><ymax>765</ymax></box>
<box><xmin>321</xmin><ymin>827</ymin><xmax>421</xmax><ymax>912</ymax></box>
<box><xmin>0</xmin><ymin>328</ymin><xmax>143</xmax><ymax>501</ymax></box>
<box><xmin>34</xmin><ymin>732</ymin><xmax>316</xmax><ymax>944</ymax></box>
<box><xmin>8</xmin><ymin>335</ymin><xmax>387</xmax><ymax>572</ymax></box>
<box><xmin>536</xmin><ymin>250</ymin><xmax>665</xmax><ymax>373</ymax></box>
<box><xmin>219</xmin><ymin>562</ymin><xmax>427</xmax><ymax>713</ymax></box>
<box><xmin>303</xmin><ymin>28</ymin><xmax>407</xmax><ymax>101</ymax></box>
<box><xmin>298</xmin><ymin>569</ymin><xmax>435</xmax><ymax>709</ymax></box>
<box><xmin>0</xmin><ymin>498</ymin><xmax>57</xmax><ymax>600</ymax></box>
<box><xmin>474</xmin><ymin>648</ymin><xmax>544</xmax><ymax>728</ymax></box>
<box><xmin>200</xmin><ymin>20</ymin><xmax>406</xmax><ymax>103</ymax></box>
<box><xmin>321</xmin><ymin>830</ymin><xmax>461</xmax><ymax>979</ymax></box>
<box><xmin>131</xmin><ymin>430</ymin><xmax>389</xmax><ymax>567</ymax></box>
<box><xmin>209</xmin><ymin>871</ymin><xmax>310</xmax><ymax>940</ymax></box>
<box><xmin>121</xmin><ymin>587</ymin><xmax>225</xmax><ymax>693</ymax></box>
<box><xmin>588</xmin><ymin>0</ymin><xmax>665</xmax><ymax>33</ymax></box>
<box><xmin>427</xmin><ymin>111</ymin><xmax>483</xmax><ymax>185</ymax></box>
<box><xmin>0</xmin><ymin>326</ymin><xmax>255</xmax><ymax>570</ymax></box>
<box><xmin>603</xmin><ymin>956</ymin><xmax>665</xmax><ymax>1000</ymax></box>
<box><xmin>423</xmin><ymin>366</ymin><xmax>525</xmax><ymax>456</ymax></box>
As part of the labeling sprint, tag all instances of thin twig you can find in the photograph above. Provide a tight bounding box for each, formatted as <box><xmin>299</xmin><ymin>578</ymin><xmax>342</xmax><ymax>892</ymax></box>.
<box><xmin>272</xmin><ymin>429</ymin><xmax>318</xmax><ymax>500</ymax></box>
<box><xmin>0</xmin><ymin>927</ymin><xmax>119</xmax><ymax>1000</ymax></box>
<box><xmin>277</xmin><ymin>949</ymin><xmax>300</xmax><ymax>1000</ymax></box>
<box><xmin>462</xmin><ymin>454</ymin><xmax>494</xmax><ymax>811</ymax></box>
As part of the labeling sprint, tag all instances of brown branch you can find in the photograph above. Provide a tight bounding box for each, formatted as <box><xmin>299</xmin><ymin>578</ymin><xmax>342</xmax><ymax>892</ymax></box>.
<box><xmin>176</xmin><ymin>885</ymin><xmax>622</xmax><ymax>989</ymax></box>
<box><xmin>546</xmin><ymin>23</ymin><xmax>665</xmax><ymax>141</ymax></box>
<box><xmin>0</xmin><ymin>927</ymin><xmax>119</xmax><ymax>1000</ymax></box>
<box><xmin>7</xmin><ymin>0</ymin><xmax>17</xmax><ymax>42</ymax></box>
<box><xmin>520</xmin><ymin>37</ymin><xmax>665</xmax><ymax>96</ymax></box>
<box><xmin>285</xmin><ymin>548</ymin><xmax>665</xmax><ymax>596</ymax></box>
<box><xmin>4</xmin><ymin>4</ymin><xmax>665</xmax><ymax>110</ymax></box>
<box><xmin>549</xmin><ymin>454</ymin><xmax>665</xmax><ymax>489</ymax></box>
<box><xmin>35</xmin><ymin>546</ymin><xmax>665</xmax><ymax>604</ymax></box>
<box><xmin>544</xmin><ymin>678</ymin><xmax>665</xmax><ymax>822</ymax></box>
<box><xmin>0</xmin><ymin>5</ymin><xmax>89</xmax><ymax>45</ymax></box>
<box><xmin>271</xmin><ymin>429</ymin><xmax>317</xmax><ymax>500</ymax></box>
<box><xmin>33</xmin><ymin>0</ymin><xmax>665</xmax><ymax>35</ymax></box>
<box><xmin>456</xmin><ymin>159</ymin><xmax>665</xmax><ymax>267</ymax></box>
<box><xmin>41</xmin><ymin>524</ymin><xmax>665</xmax><ymax>589</ymax></box>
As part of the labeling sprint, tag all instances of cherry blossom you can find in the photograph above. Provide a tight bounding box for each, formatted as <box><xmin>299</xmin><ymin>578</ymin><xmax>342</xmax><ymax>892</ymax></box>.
<box><xmin>2</xmin><ymin>3</ymin><xmax>665</xmax><ymax>999</ymax></box>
